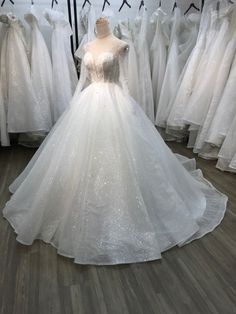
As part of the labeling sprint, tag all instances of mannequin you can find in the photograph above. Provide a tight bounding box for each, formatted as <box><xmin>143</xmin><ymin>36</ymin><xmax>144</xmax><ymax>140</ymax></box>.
<box><xmin>86</xmin><ymin>17</ymin><xmax>129</xmax><ymax>57</ymax></box>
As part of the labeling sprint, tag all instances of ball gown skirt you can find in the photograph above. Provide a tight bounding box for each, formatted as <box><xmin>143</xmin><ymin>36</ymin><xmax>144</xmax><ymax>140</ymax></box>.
<box><xmin>2</xmin><ymin>48</ymin><xmax>227</xmax><ymax>265</ymax></box>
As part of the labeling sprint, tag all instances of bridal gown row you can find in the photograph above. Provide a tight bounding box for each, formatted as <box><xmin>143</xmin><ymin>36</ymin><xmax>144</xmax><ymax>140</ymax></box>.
<box><xmin>186</xmin><ymin>1</ymin><xmax>236</xmax><ymax>167</ymax></box>
<box><xmin>0</xmin><ymin>8</ymin><xmax>77</xmax><ymax>146</ymax></box>
<box><xmin>153</xmin><ymin>8</ymin><xmax>200</xmax><ymax>128</ymax></box>
<box><xmin>1</xmin><ymin>3</ymin><xmax>235</xmax><ymax>171</ymax></box>
<box><xmin>2</xmin><ymin>42</ymin><xmax>227</xmax><ymax>265</ymax></box>
<box><xmin>43</xmin><ymin>9</ymin><xmax>78</xmax><ymax>122</ymax></box>
<box><xmin>25</xmin><ymin>7</ymin><xmax>53</xmax><ymax>130</ymax></box>
<box><xmin>153</xmin><ymin>0</ymin><xmax>236</xmax><ymax>172</ymax></box>
<box><xmin>0</xmin><ymin>13</ymin><xmax>49</xmax><ymax>134</ymax></box>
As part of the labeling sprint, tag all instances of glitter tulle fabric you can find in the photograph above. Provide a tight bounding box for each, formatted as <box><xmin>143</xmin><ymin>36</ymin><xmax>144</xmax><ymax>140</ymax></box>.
<box><xmin>2</xmin><ymin>44</ymin><xmax>227</xmax><ymax>265</ymax></box>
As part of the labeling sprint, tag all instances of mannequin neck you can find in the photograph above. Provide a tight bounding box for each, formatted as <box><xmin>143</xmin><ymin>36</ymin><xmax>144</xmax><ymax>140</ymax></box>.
<box><xmin>96</xmin><ymin>19</ymin><xmax>112</xmax><ymax>39</ymax></box>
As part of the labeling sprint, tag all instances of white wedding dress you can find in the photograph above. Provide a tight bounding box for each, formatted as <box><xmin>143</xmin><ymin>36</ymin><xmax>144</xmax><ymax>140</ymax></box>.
<box><xmin>25</xmin><ymin>7</ymin><xmax>53</xmax><ymax>130</ymax></box>
<box><xmin>0</xmin><ymin>22</ymin><xmax>9</xmax><ymax>146</ymax></box>
<box><xmin>193</xmin><ymin>26</ymin><xmax>236</xmax><ymax>156</ymax></box>
<box><xmin>183</xmin><ymin>5</ymin><xmax>231</xmax><ymax>128</ymax></box>
<box><xmin>2</xmin><ymin>43</ymin><xmax>227</xmax><ymax>265</ymax></box>
<box><xmin>156</xmin><ymin>9</ymin><xmax>199</xmax><ymax>129</ymax></box>
<box><xmin>0</xmin><ymin>13</ymin><xmax>49</xmax><ymax>133</ymax></box>
<box><xmin>217</xmin><ymin>113</ymin><xmax>236</xmax><ymax>172</ymax></box>
<box><xmin>134</xmin><ymin>10</ymin><xmax>154</xmax><ymax>123</ymax></box>
<box><xmin>206</xmin><ymin>35</ymin><xmax>236</xmax><ymax>148</ymax></box>
<box><xmin>150</xmin><ymin>8</ymin><xmax>169</xmax><ymax>116</ymax></box>
<box><xmin>0</xmin><ymin>78</ymin><xmax>9</xmax><ymax>146</ymax></box>
<box><xmin>117</xmin><ymin>20</ymin><xmax>140</xmax><ymax>103</ymax></box>
<box><xmin>167</xmin><ymin>2</ymin><xmax>215</xmax><ymax>130</ymax></box>
<box><xmin>44</xmin><ymin>9</ymin><xmax>78</xmax><ymax>122</ymax></box>
<box><xmin>74</xmin><ymin>5</ymin><xmax>96</xmax><ymax>60</ymax></box>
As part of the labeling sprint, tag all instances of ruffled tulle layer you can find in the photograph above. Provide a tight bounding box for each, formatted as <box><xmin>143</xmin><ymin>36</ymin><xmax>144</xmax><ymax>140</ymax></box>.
<box><xmin>3</xmin><ymin>82</ymin><xmax>227</xmax><ymax>265</ymax></box>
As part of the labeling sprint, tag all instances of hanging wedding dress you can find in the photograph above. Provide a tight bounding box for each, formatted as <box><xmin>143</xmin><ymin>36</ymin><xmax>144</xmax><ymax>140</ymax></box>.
<box><xmin>150</xmin><ymin>8</ymin><xmax>169</xmax><ymax>116</ymax></box>
<box><xmin>156</xmin><ymin>8</ymin><xmax>199</xmax><ymax>128</ymax></box>
<box><xmin>165</xmin><ymin>12</ymin><xmax>200</xmax><ymax>142</ymax></box>
<box><xmin>2</xmin><ymin>42</ymin><xmax>227</xmax><ymax>265</ymax></box>
<box><xmin>0</xmin><ymin>78</ymin><xmax>9</xmax><ymax>146</ymax></box>
<box><xmin>77</xmin><ymin>6</ymin><xmax>88</xmax><ymax>47</ymax></box>
<box><xmin>167</xmin><ymin>2</ymin><xmax>215</xmax><ymax>130</ymax></box>
<box><xmin>193</xmin><ymin>11</ymin><xmax>236</xmax><ymax>157</ymax></box>
<box><xmin>25</xmin><ymin>7</ymin><xmax>53</xmax><ymax>130</ymax></box>
<box><xmin>74</xmin><ymin>5</ymin><xmax>96</xmax><ymax>59</ymax></box>
<box><xmin>182</xmin><ymin>5</ymin><xmax>232</xmax><ymax>129</ymax></box>
<box><xmin>149</xmin><ymin>9</ymin><xmax>159</xmax><ymax>49</ymax></box>
<box><xmin>117</xmin><ymin>20</ymin><xmax>140</xmax><ymax>103</ymax></box>
<box><xmin>155</xmin><ymin>8</ymin><xmax>182</xmax><ymax>128</ymax></box>
<box><xmin>134</xmin><ymin>10</ymin><xmax>154</xmax><ymax>122</ymax></box>
<box><xmin>0</xmin><ymin>19</ymin><xmax>7</xmax><ymax>50</ymax></box>
<box><xmin>217</xmin><ymin>113</ymin><xmax>236</xmax><ymax>172</ymax></box>
<box><xmin>0</xmin><ymin>22</ymin><xmax>9</xmax><ymax>146</ymax></box>
<box><xmin>206</xmin><ymin>41</ymin><xmax>236</xmax><ymax>148</ymax></box>
<box><xmin>44</xmin><ymin>9</ymin><xmax>78</xmax><ymax>122</ymax></box>
<box><xmin>0</xmin><ymin>13</ymin><xmax>49</xmax><ymax>133</ymax></box>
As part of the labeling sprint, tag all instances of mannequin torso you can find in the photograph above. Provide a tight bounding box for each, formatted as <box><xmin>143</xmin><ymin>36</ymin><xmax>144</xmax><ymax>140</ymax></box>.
<box><xmin>85</xmin><ymin>17</ymin><xmax>129</xmax><ymax>58</ymax></box>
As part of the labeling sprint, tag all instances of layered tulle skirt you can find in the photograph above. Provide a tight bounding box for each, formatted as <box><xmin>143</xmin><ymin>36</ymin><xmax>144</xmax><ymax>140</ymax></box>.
<box><xmin>2</xmin><ymin>82</ymin><xmax>227</xmax><ymax>265</ymax></box>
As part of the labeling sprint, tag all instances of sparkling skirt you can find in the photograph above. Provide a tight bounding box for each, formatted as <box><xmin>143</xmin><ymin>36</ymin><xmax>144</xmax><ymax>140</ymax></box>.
<box><xmin>2</xmin><ymin>82</ymin><xmax>227</xmax><ymax>265</ymax></box>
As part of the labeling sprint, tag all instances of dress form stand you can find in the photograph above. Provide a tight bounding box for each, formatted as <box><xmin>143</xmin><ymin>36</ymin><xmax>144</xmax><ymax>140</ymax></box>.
<box><xmin>87</xmin><ymin>17</ymin><xmax>128</xmax><ymax>56</ymax></box>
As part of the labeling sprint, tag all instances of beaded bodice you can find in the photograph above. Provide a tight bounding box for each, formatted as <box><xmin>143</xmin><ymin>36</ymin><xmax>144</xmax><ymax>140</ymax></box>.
<box><xmin>83</xmin><ymin>51</ymin><xmax>121</xmax><ymax>83</ymax></box>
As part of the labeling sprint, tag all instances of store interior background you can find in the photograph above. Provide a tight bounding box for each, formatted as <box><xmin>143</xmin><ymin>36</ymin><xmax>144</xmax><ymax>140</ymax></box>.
<box><xmin>0</xmin><ymin>0</ymin><xmax>204</xmax><ymax>50</ymax></box>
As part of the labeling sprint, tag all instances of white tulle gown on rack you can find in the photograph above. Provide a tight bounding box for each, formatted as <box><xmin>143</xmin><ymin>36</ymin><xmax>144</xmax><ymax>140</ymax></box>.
<box><xmin>0</xmin><ymin>13</ymin><xmax>49</xmax><ymax>133</ymax></box>
<box><xmin>0</xmin><ymin>22</ymin><xmax>9</xmax><ymax>146</ymax></box>
<box><xmin>192</xmin><ymin>6</ymin><xmax>236</xmax><ymax>156</ymax></box>
<box><xmin>217</xmin><ymin>113</ymin><xmax>236</xmax><ymax>173</ymax></box>
<box><xmin>2</xmin><ymin>42</ymin><xmax>227</xmax><ymax>265</ymax></box>
<box><xmin>117</xmin><ymin>20</ymin><xmax>140</xmax><ymax>103</ymax></box>
<box><xmin>156</xmin><ymin>9</ymin><xmax>198</xmax><ymax>128</ymax></box>
<box><xmin>183</xmin><ymin>5</ymin><xmax>232</xmax><ymax>129</ymax></box>
<box><xmin>44</xmin><ymin>9</ymin><xmax>78</xmax><ymax>122</ymax></box>
<box><xmin>0</xmin><ymin>78</ymin><xmax>9</xmax><ymax>146</ymax></box>
<box><xmin>150</xmin><ymin>8</ymin><xmax>169</xmax><ymax>116</ymax></box>
<box><xmin>134</xmin><ymin>10</ymin><xmax>154</xmax><ymax>123</ymax></box>
<box><xmin>74</xmin><ymin>5</ymin><xmax>96</xmax><ymax>59</ymax></box>
<box><xmin>167</xmin><ymin>2</ymin><xmax>214</xmax><ymax>131</ymax></box>
<box><xmin>25</xmin><ymin>7</ymin><xmax>53</xmax><ymax>130</ymax></box>
<box><xmin>206</xmin><ymin>37</ymin><xmax>236</xmax><ymax>148</ymax></box>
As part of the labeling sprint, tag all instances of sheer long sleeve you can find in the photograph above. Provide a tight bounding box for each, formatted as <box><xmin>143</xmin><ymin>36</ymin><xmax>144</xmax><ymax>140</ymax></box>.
<box><xmin>119</xmin><ymin>45</ymin><xmax>130</xmax><ymax>95</ymax></box>
<box><xmin>70</xmin><ymin>49</ymin><xmax>90</xmax><ymax>107</ymax></box>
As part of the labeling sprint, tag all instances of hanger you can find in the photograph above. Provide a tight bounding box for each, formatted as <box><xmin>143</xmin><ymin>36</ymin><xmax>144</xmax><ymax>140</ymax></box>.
<box><xmin>51</xmin><ymin>0</ymin><xmax>58</xmax><ymax>9</ymax></box>
<box><xmin>31</xmin><ymin>0</ymin><xmax>34</xmax><ymax>4</ymax></box>
<box><xmin>118</xmin><ymin>0</ymin><xmax>131</xmax><ymax>12</ymax></box>
<box><xmin>102</xmin><ymin>0</ymin><xmax>110</xmax><ymax>11</ymax></box>
<box><xmin>159</xmin><ymin>0</ymin><xmax>162</xmax><ymax>7</ymax></box>
<box><xmin>216</xmin><ymin>0</ymin><xmax>220</xmax><ymax>11</ymax></box>
<box><xmin>184</xmin><ymin>3</ymin><xmax>200</xmax><ymax>15</ymax></box>
<box><xmin>82</xmin><ymin>0</ymin><xmax>91</xmax><ymax>9</ymax></box>
<box><xmin>1</xmin><ymin>0</ymin><xmax>14</xmax><ymax>7</ymax></box>
<box><xmin>172</xmin><ymin>1</ymin><xmax>177</xmax><ymax>12</ymax></box>
<box><xmin>201</xmin><ymin>0</ymin><xmax>204</xmax><ymax>11</ymax></box>
<box><xmin>139</xmin><ymin>0</ymin><xmax>145</xmax><ymax>11</ymax></box>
